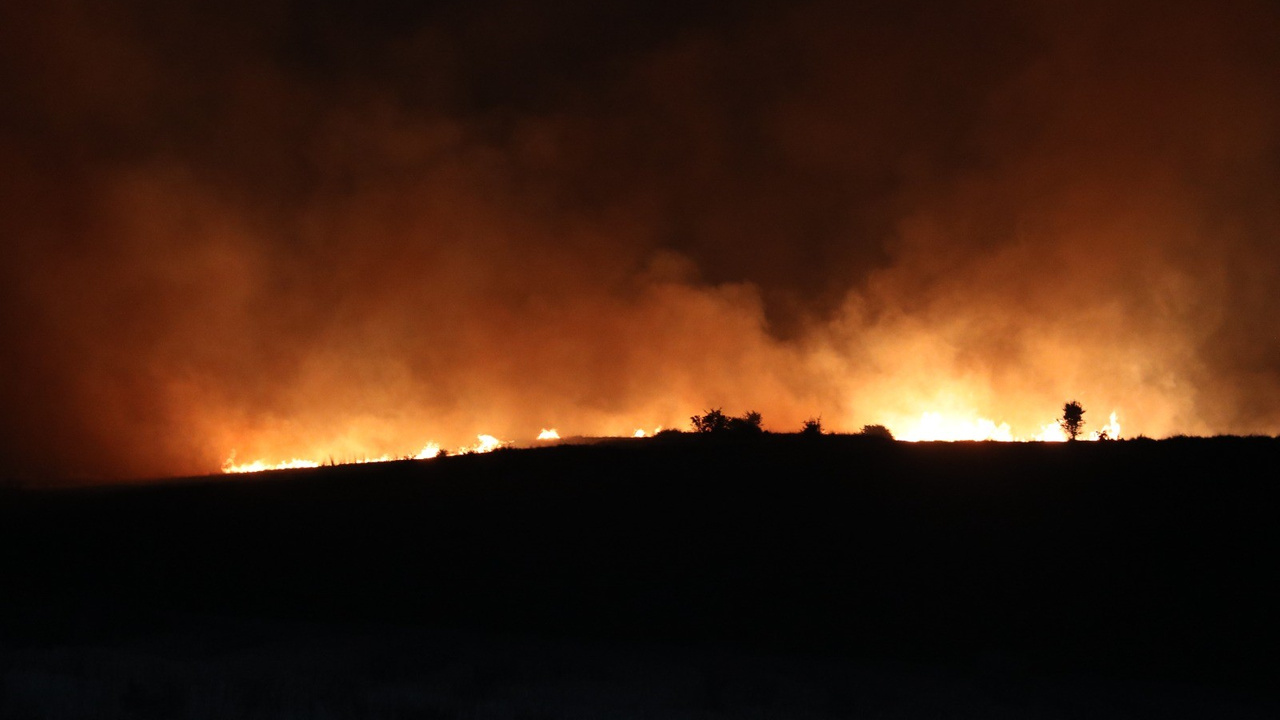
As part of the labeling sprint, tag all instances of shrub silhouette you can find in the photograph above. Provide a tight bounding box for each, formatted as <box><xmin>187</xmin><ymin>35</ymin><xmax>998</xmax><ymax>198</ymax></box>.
<box><xmin>1060</xmin><ymin>401</ymin><xmax>1085</xmax><ymax>441</ymax></box>
<box><xmin>860</xmin><ymin>424</ymin><xmax>895</xmax><ymax>440</ymax></box>
<box><xmin>728</xmin><ymin>411</ymin><xmax>764</xmax><ymax>434</ymax></box>
<box><xmin>691</xmin><ymin>408</ymin><xmax>730</xmax><ymax>433</ymax></box>
<box><xmin>691</xmin><ymin>409</ymin><xmax>764</xmax><ymax>435</ymax></box>
<box><xmin>801</xmin><ymin>417</ymin><xmax>823</xmax><ymax>436</ymax></box>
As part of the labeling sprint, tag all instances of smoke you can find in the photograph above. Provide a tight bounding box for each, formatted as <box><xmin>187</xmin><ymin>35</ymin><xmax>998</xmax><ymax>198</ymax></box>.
<box><xmin>2</xmin><ymin>0</ymin><xmax>1278</xmax><ymax>481</ymax></box>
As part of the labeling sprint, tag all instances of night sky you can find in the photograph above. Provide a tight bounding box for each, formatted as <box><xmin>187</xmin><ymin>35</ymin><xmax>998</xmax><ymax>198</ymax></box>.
<box><xmin>2</xmin><ymin>0</ymin><xmax>1279</xmax><ymax>481</ymax></box>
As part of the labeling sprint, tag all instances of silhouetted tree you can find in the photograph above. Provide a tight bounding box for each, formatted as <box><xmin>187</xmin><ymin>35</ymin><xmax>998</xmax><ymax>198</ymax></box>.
<box><xmin>1060</xmin><ymin>400</ymin><xmax>1085</xmax><ymax>441</ymax></box>
<box><xmin>691</xmin><ymin>408</ymin><xmax>729</xmax><ymax>433</ymax></box>
<box><xmin>861</xmin><ymin>424</ymin><xmax>894</xmax><ymax>440</ymax></box>
<box><xmin>801</xmin><ymin>417</ymin><xmax>823</xmax><ymax>436</ymax></box>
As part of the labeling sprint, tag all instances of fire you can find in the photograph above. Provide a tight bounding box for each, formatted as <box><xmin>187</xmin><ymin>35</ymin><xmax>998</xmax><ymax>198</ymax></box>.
<box><xmin>1034</xmin><ymin>422</ymin><xmax>1070</xmax><ymax>442</ymax></box>
<box><xmin>465</xmin><ymin>434</ymin><xmax>507</xmax><ymax>454</ymax></box>
<box><xmin>221</xmin><ymin>453</ymin><xmax>321</xmax><ymax>473</ymax></box>
<box><xmin>222</xmin><ymin>437</ymin><xmax>487</xmax><ymax>474</ymax></box>
<box><xmin>221</xmin><ymin>410</ymin><xmax>1122</xmax><ymax>475</ymax></box>
<box><xmin>412</xmin><ymin>443</ymin><xmax>442</xmax><ymax>459</ymax></box>
<box><xmin>1092</xmin><ymin>412</ymin><xmax>1122</xmax><ymax>440</ymax></box>
<box><xmin>897</xmin><ymin>412</ymin><xmax>1014</xmax><ymax>442</ymax></box>
<box><xmin>894</xmin><ymin>411</ymin><xmax>1121</xmax><ymax>442</ymax></box>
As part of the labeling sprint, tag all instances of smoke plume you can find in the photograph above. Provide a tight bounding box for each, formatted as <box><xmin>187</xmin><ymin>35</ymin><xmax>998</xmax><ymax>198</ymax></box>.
<box><xmin>2</xmin><ymin>0</ymin><xmax>1278</xmax><ymax>480</ymax></box>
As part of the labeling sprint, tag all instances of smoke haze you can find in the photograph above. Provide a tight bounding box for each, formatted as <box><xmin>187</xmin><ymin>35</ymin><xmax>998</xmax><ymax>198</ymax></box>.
<box><xmin>2</xmin><ymin>0</ymin><xmax>1279</xmax><ymax>480</ymax></box>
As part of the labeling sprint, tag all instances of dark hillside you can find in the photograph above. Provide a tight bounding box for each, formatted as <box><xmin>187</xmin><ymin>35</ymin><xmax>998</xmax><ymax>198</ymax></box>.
<box><xmin>1</xmin><ymin>437</ymin><xmax>1277</xmax><ymax>710</ymax></box>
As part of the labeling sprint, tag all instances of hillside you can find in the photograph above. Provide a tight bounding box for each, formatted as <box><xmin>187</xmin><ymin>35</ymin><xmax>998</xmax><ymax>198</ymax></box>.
<box><xmin>1</xmin><ymin>436</ymin><xmax>1277</xmax><ymax>716</ymax></box>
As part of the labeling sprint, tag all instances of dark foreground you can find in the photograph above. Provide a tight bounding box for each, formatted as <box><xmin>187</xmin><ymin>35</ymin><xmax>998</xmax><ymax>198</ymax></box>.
<box><xmin>1</xmin><ymin>436</ymin><xmax>1277</xmax><ymax>718</ymax></box>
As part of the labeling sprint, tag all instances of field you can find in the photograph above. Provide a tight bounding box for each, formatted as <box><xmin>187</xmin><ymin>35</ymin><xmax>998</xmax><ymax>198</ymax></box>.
<box><xmin>1</xmin><ymin>436</ymin><xmax>1277</xmax><ymax>718</ymax></box>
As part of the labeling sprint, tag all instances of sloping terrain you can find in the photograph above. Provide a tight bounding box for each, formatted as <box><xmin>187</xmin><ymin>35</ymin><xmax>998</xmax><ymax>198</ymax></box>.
<box><xmin>1</xmin><ymin>436</ymin><xmax>1277</xmax><ymax>717</ymax></box>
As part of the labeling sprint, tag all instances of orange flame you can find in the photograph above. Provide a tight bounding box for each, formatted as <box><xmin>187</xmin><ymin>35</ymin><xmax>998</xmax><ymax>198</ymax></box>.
<box><xmin>893</xmin><ymin>411</ymin><xmax>1121</xmax><ymax>442</ymax></box>
<box><xmin>222</xmin><ymin>437</ymin><xmax>489</xmax><ymax>474</ymax></box>
<box><xmin>221</xmin><ymin>453</ymin><xmax>321</xmax><ymax>473</ymax></box>
<box><xmin>897</xmin><ymin>412</ymin><xmax>1014</xmax><ymax>442</ymax></box>
<box><xmin>465</xmin><ymin>434</ymin><xmax>507</xmax><ymax>454</ymax></box>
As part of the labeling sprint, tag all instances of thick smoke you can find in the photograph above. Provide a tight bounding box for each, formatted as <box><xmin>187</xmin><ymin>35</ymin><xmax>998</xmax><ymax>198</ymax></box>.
<box><xmin>1</xmin><ymin>0</ymin><xmax>1278</xmax><ymax>481</ymax></box>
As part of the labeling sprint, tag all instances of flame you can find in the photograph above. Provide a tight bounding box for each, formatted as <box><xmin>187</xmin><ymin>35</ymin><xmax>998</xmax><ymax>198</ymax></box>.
<box><xmin>1090</xmin><ymin>411</ymin><xmax>1122</xmax><ymax>440</ymax></box>
<box><xmin>221</xmin><ymin>453</ymin><xmax>321</xmax><ymax>473</ymax></box>
<box><xmin>897</xmin><ymin>412</ymin><xmax>1014</xmax><ymax>442</ymax></box>
<box><xmin>222</xmin><ymin>437</ymin><xmax>488</xmax><ymax>474</ymax></box>
<box><xmin>894</xmin><ymin>411</ymin><xmax>1121</xmax><ymax>442</ymax></box>
<box><xmin>1033</xmin><ymin>422</ymin><xmax>1069</xmax><ymax>442</ymax></box>
<box><xmin>413</xmin><ymin>443</ymin><xmax>442</xmax><ymax>459</ymax></box>
<box><xmin>460</xmin><ymin>434</ymin><xmax>506</xmax><ymax>454</ymax></box>
<box><xmin>632</xmin><ymin>426</ymin><xmax>662</xmax><ymax>438</ymax></box>
<box><xmin>537</xmin><ymin>428</ymin><xmax>560</xmax><ymax>440</ymax></box>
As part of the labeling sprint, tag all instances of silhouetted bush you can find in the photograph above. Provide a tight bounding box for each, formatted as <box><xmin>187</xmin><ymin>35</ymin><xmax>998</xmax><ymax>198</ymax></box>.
<box><xmin>691</xmin><ymin>409</ymin><xmax>764</xmax><ymax>435</ymax></box>
<box><xmin>691</xmin><ymin>408</ymin><xmax>730</xmax><ymax>433</ymax></box>
<box><xmin>728</xmin><ymin>411</ymin><xmax>764</xmax><ymax>434</ymax></box>
<box><xmin>801</xmin><ymin>417</ymin><xmax>823</xmax><ymax>436</ymax></box>
<box><xmin>860</xmin><ymin>424</ymin><xmax>894</xmax><ymax>440</ymax></box>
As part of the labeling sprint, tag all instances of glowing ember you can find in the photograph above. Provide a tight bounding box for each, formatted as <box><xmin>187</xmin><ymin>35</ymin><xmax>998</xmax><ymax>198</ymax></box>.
<box><xmin>537</xmin><ymin>428</ymin><xmax>561</xmax><ymax>440</ymax></box>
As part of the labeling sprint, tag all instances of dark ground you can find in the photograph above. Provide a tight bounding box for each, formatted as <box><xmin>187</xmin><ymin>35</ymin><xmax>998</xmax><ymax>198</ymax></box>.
<box><xmin>1</xmin><ymin>435</ymin><xmax>1277</xmax><ymax>718</ymax></box>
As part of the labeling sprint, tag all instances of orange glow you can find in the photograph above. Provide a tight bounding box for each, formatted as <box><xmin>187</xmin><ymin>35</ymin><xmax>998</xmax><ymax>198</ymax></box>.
<box><xmin>537</xmin><ymin>428</ymin><xmax>561</xmax><ymax>440</ymax></box>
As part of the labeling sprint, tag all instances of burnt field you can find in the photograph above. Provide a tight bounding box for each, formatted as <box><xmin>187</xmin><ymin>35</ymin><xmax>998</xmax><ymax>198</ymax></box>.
<box><xmin>1</xmin><ymin>436</ymin><xmax>1277</xmax><ymax>717</ymax></box>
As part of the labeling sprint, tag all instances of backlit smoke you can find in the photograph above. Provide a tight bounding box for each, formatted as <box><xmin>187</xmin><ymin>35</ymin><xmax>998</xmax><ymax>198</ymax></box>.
<box><xmin>1</xmin><ymin>0</ymin><xmax>1278</xmax><ymax>481</ymax></box>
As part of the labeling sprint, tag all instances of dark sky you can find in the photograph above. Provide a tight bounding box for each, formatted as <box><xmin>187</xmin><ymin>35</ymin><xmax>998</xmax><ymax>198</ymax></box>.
<box><xmin>2</xmin><ymin>0</ymin><xmax>1279</xmax><ymax>480</ymax></box>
